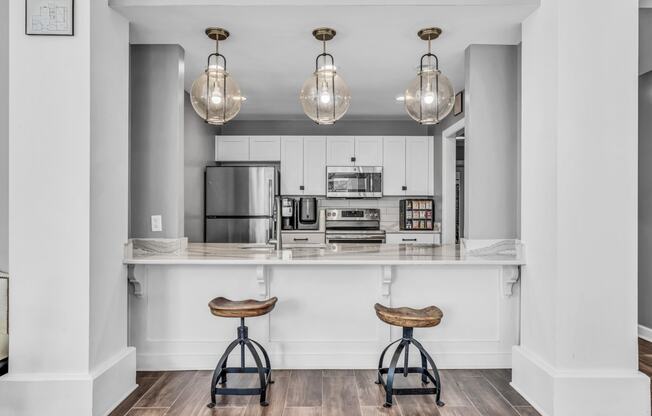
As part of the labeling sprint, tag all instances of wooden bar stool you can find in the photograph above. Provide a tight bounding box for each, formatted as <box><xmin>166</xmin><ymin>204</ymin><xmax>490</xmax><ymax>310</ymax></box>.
<box><xmin>374</xmin><ymin>303</ymin><xmax>445</xmax><ymax>408</ymax></box>
<box><xmin>207</xmin><ymin>296</ymin><xmax>278</xmax><ymax>408</ymax></box>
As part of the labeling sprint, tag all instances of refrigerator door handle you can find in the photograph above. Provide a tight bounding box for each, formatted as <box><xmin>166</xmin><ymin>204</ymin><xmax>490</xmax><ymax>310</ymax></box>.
<box><xmin>268</xmin><ymin>179</ymin><xmax>274</xmax><ymax>241</ymax></box>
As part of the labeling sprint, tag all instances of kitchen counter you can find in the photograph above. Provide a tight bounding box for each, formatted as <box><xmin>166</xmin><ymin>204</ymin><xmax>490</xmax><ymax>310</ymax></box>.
<box><xmin>126</xmin><ymin>239</ymin><xmax>523</xmax><ymax>371</ymax></box>
<box><xmin>124</xmin><ymin>240</ymin><xmax>524</xmax><ymax>266</ymax></box>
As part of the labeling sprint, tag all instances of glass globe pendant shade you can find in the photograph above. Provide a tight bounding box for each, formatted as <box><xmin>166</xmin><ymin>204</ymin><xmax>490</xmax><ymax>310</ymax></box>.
<box><xmin>299</xmin><ymin>66</ymin><xmax>351</xmax><ymax>125</ymax></box>
<box><xmin>404</xmin><ymin>67</ymin><xmax>454</xmax><ymax>125</ymax></box>
<box><xmin>190</xmin><ymin>66</ymin><xmax>242</xmax><ymax>125</ymax></box>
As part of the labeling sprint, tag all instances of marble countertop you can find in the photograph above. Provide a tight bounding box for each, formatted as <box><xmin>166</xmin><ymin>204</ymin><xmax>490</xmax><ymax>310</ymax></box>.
<box><xmin>123</xmin><ymin>240</ymin><xmax>524</xmax><ymax>266</ymax></box>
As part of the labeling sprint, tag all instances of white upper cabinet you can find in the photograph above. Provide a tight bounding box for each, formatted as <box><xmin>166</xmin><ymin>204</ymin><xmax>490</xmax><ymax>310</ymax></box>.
<box><xmin>303</xmin><ymin>136</ymin><xmax>327</xmax><ymax>195</ymax></box>
<box><xmin>215</xmin><ymin>136</ymin><xmax>249</xmax><ymax>161</ymax></box>
<box><xmin>383</xmin><ymin>136</ymin><xmax>407</xmax><ymax>196</ymax></box>
<box><xmin>327</xmin><ymin>136</ymin><xmax>355</xmax><ymax>166</ymax></box>
<box><xmin>280</xmin><ymin>136</ymin><xmax>304</xmax><ymax>195</ymax></box>
<box><xmin>405</xmin><ymin>136</ymin><xmax>430</xmax><ymax>195</ymax></box>
<box><xmin>354</xmin><ymin>136</ymin><xmax>383</xmax><ymax>166</ymax></box>
<box><xmin>249</xmin><ymin>136</ymin><xmax>281</xmax><ymax>161</ymax></box>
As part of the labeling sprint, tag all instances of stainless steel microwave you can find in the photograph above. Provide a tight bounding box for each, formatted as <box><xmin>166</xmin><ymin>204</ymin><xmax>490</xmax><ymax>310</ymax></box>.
<box><xmin>326</xmin><ymin>166</ymin><xmax>383</xmax><ymax>198</ymax></box>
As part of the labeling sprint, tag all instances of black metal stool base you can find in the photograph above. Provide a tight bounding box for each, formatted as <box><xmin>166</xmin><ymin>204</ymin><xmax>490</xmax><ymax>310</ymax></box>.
<box><xmin>208</xmin><ymin>317</ymin><xmax>273</xmax><ymax>408</ymax></box>
<box><xmin>376</xmin><ymin>327</ymin><xmax>444</xmax><ymax>408</ymax></box>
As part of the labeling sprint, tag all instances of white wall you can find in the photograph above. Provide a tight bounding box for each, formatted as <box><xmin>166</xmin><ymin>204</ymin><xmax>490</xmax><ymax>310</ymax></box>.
<box><xmin>464</xmin><ymin>44</ymin><xmax>519</xmax><ymax>239</ymax></box>
<box><xmin>0</xmin><ymin>0</ymin><xmax>8</xmax><ymax>273</ymax></box>
<box><xmin>640</xmin><ymin>9</ymin><xmax>652</xmax><ymax>75</ymax></box>
<box><xmin>513</xmin><ymin>0</ymin><xmax>650</xmax><ymax>415</ymax></box>
<box><xmin>0</xmin><ymin>1</ymin><xmax>135</xmax><ymax>414</ymax></box>
<box><xmin>89</xmin><ymin>1</ymin><xmax>136</xmax><ymax>415</ymax></box>
<box><xmin>130</xmin><ymin>45</ymin><xmax>185</xmax><ymax>239</ymax></box>
<box><xmin>640</xmin><ymin>71</ymin><xmax>652</xmax><ymax>330</ymax></box>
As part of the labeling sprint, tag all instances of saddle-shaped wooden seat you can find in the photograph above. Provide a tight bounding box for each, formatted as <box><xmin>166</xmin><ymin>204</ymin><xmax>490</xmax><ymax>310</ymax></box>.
<box><xmin>374</xmin><ymin>303</ymin><xmax>443</xmax><ymax>328</ymax></box>
<box><xmin>209</xmin><ymin>296</ymin><xmax>278</xmax><ymax>318</ymax></box>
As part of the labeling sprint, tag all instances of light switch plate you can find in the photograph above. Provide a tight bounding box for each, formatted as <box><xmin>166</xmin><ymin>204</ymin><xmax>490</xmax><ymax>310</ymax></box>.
<box><xmin>151</xmin><ymin>215</ymin><xmax>162</xmax><ymax>232</ymax></box>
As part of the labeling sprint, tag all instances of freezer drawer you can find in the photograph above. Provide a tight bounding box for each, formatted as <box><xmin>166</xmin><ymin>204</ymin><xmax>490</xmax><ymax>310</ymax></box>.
<box><xmin>205</xmin><ymin>218</ymin><xmax>272</xmax><ymax>243</ymax></box>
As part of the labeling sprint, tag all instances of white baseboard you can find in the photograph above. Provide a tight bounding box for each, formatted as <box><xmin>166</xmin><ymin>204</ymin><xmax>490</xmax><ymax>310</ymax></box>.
<box><xmin>136</xmin><ymin>351</ymin><xmax>513</xmax><ymax>371</ymax></box>
<box><xmin>639</xmin><ymin>324</ymin><xmax>652</xmax><ymax>342</ymax></box>
<box><xmin>0</xmin><ymin>347</ymin><xmax>137</xmax><ymax>416</ymax></box>
<box><xmin>92</xmin><ymin>347</ymin><xmax>137</xmax><ymax>416</ymax></box>
<box><xmin>512</xmin><ymin>346</ymin><xmax>651</xmax><ymax>416</ymax></box>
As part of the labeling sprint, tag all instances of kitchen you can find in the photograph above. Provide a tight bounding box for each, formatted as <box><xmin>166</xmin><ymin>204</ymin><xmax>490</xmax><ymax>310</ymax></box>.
<box><xmin>0</xmin><ymin>1</ymin><xmax>649</xmax><ymax>416</ymax></box>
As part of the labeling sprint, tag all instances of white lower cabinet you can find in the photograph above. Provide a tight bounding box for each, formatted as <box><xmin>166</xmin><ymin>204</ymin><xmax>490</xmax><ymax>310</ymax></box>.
<box><xmin>386</xmin><ymin>233</ymin><xmax>441</xmax><ymax>245</ymax></box>
<box><xmin>281</xmin><ymin>232</ymin><xmax>325</xmax><ymax>245</ymax></box>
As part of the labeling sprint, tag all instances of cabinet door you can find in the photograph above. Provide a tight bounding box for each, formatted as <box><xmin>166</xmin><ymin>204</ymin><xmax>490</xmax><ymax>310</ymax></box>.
<box><xmin>250</xmin><ymin>136</ymin><xmax>281</xmax><ymax>161</ymax></box>
<box><xmin>303</xmin><ymin>136</ymin><xmax>327</xmax><ymax>195</ymax></box>
<box><xmin>354</xmin><ymin>136</ymin><xmax>383</xmax><ymax>166</ymax></box>
<box><xmin>428</xmin><ymin>136</ymin><xmax>435</xmax><ymax>195</ymax></box>
<box><xmin>326</xmin><ymin>136</ymin><xmax>355</xmax><ymax>166</ymax></box>
<box><xmin>280</xmin><ymin>136</ymin><xmax>304</xmax><ymax>195</ymax></box>
<box><xmin>383</xmin><ymin>136</ymin><xmax>406</xmax><ymax>196</ymax></box>
<box><xmin>405</xmin><ymin>136</ymin><xmax>430</xmax><ymax>195</ymax></box>
<box><xmin>215</xmin><ymin>136</ymin><xmax>249</xmax><ymax>161</ymax></box>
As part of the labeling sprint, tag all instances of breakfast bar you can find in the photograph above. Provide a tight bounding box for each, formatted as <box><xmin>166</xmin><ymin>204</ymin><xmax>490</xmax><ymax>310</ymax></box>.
<box><xmin>125</xmin><ymin>240</ymin><xmax>524</xmax><ymax>371</ymax></box>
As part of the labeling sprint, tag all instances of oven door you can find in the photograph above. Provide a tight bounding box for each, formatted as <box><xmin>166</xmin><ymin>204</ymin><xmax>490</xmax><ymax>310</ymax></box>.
<box><xmin>326</xmin><ymin>231</ymin><xmax>386</xmax><ymax>244</ymax></box>
<box><xmin>326</xmin><ymin>166</ymin><xmax>382</xmax><ymax>198</ymax></box>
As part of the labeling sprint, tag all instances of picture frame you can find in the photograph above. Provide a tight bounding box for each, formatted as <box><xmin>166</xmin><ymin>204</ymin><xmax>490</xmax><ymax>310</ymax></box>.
<box><xmin>453</xmin><ymin>91</ymin><xmax>464</xmax><ymax>116</ymax></box>
<box><xmin>25</xmin><ymin>0</ymin><xmax>74</xmax><ymax>36</ymax></box>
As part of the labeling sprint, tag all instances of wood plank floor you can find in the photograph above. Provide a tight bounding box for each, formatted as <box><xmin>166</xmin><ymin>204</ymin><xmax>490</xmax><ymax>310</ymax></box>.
<box><xmin>639</xmin><ymin>337</ymin><xmax>652</xmax><ymax>412</ymax></box>
<box><xmin>111</xmin><ymin>368</ymin><xmax>540</xmax><ymax>416</ymax></box>
<box><xmin>110</xmin><ymin>338</ymin><xmax>652</xmax><ymax>415</ymax></box>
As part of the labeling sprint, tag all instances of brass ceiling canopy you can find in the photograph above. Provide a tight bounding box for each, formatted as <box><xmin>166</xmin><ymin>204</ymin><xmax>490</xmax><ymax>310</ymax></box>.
<box><xmin>417</xmin><ymin>27</ymin><xmax>442</xmax><ymax>41</ymax></box>
<box><xmin>312</xmin><ymin>27</ymin><xmax>336</xmax><ymax>42</ymax></box>
<box><xmin>205</xmin><ymin>27</ymin><xmax>230</xmax><ymax>41</ymax></box>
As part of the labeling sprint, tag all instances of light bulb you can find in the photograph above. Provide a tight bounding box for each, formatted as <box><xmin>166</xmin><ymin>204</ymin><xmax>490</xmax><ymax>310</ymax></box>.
<box><xmin>320</xmin><ymin>91</ymin><xmax>332</xmax><ymax>104</ymax></box>
<box><xmin>423</xmin><ymin>91</ymin><xmax>435</xmax><ymax>105</ymax></box>
<box><xmin>211</xmin><ymin>94</ymin><xmax>222</xmax><ymax>105</ymax></box>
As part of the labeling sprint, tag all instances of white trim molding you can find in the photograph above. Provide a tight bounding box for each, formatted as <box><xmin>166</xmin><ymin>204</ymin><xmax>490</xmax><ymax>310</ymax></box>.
<box><xmin>512</xmin><ymin>346</ymin><xmax>651</xmax><ymax>416</ymax></box>
<box><xmin>639</xmin><ymin>325</ymin><xmax>652</xmax><ymax>343</ymax></box>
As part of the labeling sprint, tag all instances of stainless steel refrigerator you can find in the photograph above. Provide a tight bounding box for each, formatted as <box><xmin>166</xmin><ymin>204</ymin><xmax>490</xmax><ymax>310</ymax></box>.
<box><xmin>205</xmin><ymin>166</ymin><xmax>279</xmax><ymax>243</ymax></box>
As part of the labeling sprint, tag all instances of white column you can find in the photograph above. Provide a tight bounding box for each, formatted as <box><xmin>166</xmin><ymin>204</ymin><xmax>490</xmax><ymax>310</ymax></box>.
<box><xmin>513</xmin><ymin>1</ymin><xmax>650</xmax><ymax>415</ymax></box>
<box><xmin>0</xmin><ymin>1</ymin><xmax>134</xmax><ymax>415</ymax></box>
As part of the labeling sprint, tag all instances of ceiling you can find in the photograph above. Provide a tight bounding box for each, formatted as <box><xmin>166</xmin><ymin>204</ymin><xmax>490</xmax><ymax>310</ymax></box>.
<box><xmin>111</xmin><ymin>0</ymin><xmax>539</xmax><ymax>120</ymax></box>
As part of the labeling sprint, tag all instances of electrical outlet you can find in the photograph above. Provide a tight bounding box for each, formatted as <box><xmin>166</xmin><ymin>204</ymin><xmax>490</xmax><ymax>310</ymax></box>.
<box><xmin>151</xmin><ymin>215</ymin><xmax>162</xmax><ymax>232</ymax></box>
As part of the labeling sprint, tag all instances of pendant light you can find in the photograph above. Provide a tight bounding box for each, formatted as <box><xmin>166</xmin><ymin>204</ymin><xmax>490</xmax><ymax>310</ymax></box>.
<box><xmin>190</xmin><ymin>27</ymin><xmax>244</xmax><ymax>125</ymax></box>
<box><xmin>299</xmin><ymin>28</ymin><xmax>351</xmax><ymax>125</ymax></box>
<box><xmin>403</xmin><ymin>27</ymin><xmax>454</xmax><ymax>125</ymax></box>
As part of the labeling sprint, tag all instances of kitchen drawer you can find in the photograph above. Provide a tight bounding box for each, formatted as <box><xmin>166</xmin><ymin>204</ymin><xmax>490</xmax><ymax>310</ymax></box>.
<box><xmin>281</xmin><ymin>232</ymin><xmax>325</xmax><ymax>245</ymax></box>
<box><xmin>386</xmin><ymin>233</ymin><xmax>440</xmax><ymax>245</ymax></box>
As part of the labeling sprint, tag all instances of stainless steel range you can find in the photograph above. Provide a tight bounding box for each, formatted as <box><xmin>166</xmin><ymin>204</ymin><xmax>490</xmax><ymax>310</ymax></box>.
<box><xmin>325</xmin><ymin>208</ymin><xmax>386</xmax><ymax>244</ymax></box>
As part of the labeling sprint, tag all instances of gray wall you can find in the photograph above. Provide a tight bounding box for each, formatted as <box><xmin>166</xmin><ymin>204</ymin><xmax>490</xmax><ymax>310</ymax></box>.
<box><xmin>130</xmin><ymin>45</ymin><xmax>185</xmax><ymax>238</ymax></box>
<box><xmin>220</xmin><ymin>119</ymin><xmax>433</xmax><ymax>136</ymax></box>
<box><xmin>640</xmin><ymin>70</ymin><xmax>652</xmax><ymax>328</ymax></box>
<box><xmin>463</xmin><ymin>45</ymin><xmax>519</xmax><ymax>239</ymax></box>
<box><xmin>0</xmin><ymin>0</ymin><xmax>7</xmax><ymax>272</ymax></box>
<box><xmin>184</xmin><ymin>92</ymin><xmax>215</xmax><ymax>242</ymax></box>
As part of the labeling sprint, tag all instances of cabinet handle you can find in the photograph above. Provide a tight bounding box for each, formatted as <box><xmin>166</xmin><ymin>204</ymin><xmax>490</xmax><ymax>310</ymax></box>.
<box><xmin>351</xmin><ymin>156</ymin><xmax>356</xmax><ymax>162</ymax></box>
<box><xmin>402</xmin><ymin>238</ymin><xmax>417</xmax><ymax>242</ymax></box>
<box><xmin>293</xmin><ymin>238</ymin><xmax>309</xmax><ymax>241</ymax></box>
<box><xmin>402</xmin><ymin>186</ymin><xmax>407</xmax><ymax>191</ymax></box>
<box><xmin>299</xmin><ymin>185</ymin><xmax>305</xmax><ymax>191</ymax></box>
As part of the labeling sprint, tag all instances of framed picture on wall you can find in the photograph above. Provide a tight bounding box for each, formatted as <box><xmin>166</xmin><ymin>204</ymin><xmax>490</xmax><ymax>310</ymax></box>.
<box><xmin>453</xmin><ymin>91</ymin><xmax>464</xmax><ymax>116</ymax></box>
<box><xmin>25</xmin><ymin>0</ymin><xmax>74</xmax><ymax>36</ymax></box>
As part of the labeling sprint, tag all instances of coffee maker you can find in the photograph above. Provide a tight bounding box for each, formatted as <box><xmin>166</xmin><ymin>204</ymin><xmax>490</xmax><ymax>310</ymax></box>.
<box><xmin>281</xmin><ymin>197</ymin><xmax>319</xmax><ymax>230</ymax></box>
